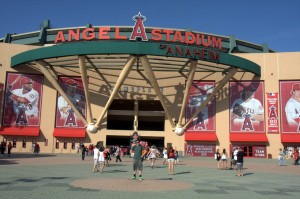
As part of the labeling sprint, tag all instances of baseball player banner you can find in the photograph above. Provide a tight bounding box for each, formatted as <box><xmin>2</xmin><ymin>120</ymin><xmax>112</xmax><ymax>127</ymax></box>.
<box><xmin>185</xmin><ymin>143</ymin><xmax>215</xmax><ymax>157</ymax></box>
<box><xmin>266</xmin><ymin>92</ymin><xmax>279</xmax><ymax>133</ymax></box>
<box><xmin>55</xmin><ymin>76</ymin><xmax>86</xmax><ymax>128</ymax></box>
<box><xmin>3</xmin><ymin>73</ymin><xmax>43</xmax><ymax>126</ymax></box>
<box><xmin>230</xmin><ymin>81</ymin><xmax>265</xmax><ymax>133</ymax></box>
<box><xmin>185</xmin><ymin>81</ymin><xmax>216</xmax><ymax>132</ymax></box>
<box><xmin>280</xmin><ymin>81</ymin><xmax>300</xmax><ymax>133</ymax></box>
<box><xmin>0</xmin><ymin>83</ymin><xmax>3</xmax><ymax>127</ymax></box>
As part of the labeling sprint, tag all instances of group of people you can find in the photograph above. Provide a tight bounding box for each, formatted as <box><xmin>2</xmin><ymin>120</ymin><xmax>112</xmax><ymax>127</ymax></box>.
<box><xmin>215</xmin><ymin>147</ymin><xmax>245</xmax><ymax>176</ymax></box>
<box><xmin>0</xmin><ymin>142</ymin><xmax>13</xmax><ymax>156</ymax></box>
<box><xmin>278</xmin><ymin>147</ymin><xmax>300</xmax><ymax>166</ymax></box>
<box><xmin>129</xmin><ymin>140</ymin><xmax>180</xmax><ymax>180</ymax></box>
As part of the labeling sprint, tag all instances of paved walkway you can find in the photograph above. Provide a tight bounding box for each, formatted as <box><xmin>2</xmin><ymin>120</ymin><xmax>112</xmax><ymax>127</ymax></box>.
<box><xmin>0</xmin><ymin>153</ymin><xmax>299</xmax><ymax>199</ymax></box>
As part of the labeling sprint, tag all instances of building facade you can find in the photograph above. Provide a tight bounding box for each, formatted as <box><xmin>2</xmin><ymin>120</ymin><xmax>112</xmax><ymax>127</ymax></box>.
<box><xmin>0</xmin><ymin>15</ymin><xmax>299</xmax><ymax>158</ymax></box>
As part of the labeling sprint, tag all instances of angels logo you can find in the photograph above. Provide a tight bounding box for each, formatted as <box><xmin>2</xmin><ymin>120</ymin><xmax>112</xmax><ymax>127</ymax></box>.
<box><xmin>241</xmin><ymin>113</ymin><xmax>254</xmax><ymax>131</ymax></box>
<box><xmin>64</xmin><ymin>109</ymin><xmax>77</xmax><ymax>126</ymax></box>
<box><xmin>130</xmin><ymin>12</ymin><xmax>148</xmax><ymax>41</ymax></box>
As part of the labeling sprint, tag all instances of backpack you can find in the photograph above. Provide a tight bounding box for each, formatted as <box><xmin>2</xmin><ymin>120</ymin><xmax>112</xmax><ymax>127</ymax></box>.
<box><xmin>169</xmin><ymin>150</ymin><xmax>175</xmax><ymax>158</ymax></box>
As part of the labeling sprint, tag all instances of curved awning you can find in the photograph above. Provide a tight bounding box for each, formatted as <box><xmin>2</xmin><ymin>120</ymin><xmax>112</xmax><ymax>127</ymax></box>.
<box><xmin>11</xmin><ymin>41</ymin><xmax>260</xmax><ymax>76</ymax></box>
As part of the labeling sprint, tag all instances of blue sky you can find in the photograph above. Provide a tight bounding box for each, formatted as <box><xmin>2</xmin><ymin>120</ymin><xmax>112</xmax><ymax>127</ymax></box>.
<box><xmin>0</xmin><ymin>0</ymin><xmax>299</xmax><ymax>52</ymax></box>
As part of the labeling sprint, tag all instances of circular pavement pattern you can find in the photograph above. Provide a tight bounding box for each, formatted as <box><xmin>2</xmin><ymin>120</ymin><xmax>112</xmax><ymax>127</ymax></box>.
<box><xmin>70</xmin><ymin>178</ymin><xmax>193</xmax><ymax>192</ymax></box>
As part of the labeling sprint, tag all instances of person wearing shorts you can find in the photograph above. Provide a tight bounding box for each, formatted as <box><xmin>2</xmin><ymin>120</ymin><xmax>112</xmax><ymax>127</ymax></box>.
<box><xmin>130</xmin><ymin>140</ymin><xmax>146</xmax><ymax>181</ymax></box>
<box><xmin>98</xmin><ymin>146</ymin><xmax>105</xmax><ymax>173</ymax></box>
<box><xmin>92</xmin><ymin>144</ymin><xmax>99</xmax><ymax>173</ymax></box>
<box><xmin>167</xmin><ymin>147</ymin><xmax>175</xmax><ymax>175</ymax></box>
<box><xmin>236</xmin><ymin>147</ymin><xmax>245</xmax><ymax>176</ymax></box>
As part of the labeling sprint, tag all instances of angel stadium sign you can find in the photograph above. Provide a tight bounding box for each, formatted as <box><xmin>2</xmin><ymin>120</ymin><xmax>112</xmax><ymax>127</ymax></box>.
<box><xmin>54</xmin><ymin>12</ymin><xmax>221</xmax><ymax>62</ymax></box>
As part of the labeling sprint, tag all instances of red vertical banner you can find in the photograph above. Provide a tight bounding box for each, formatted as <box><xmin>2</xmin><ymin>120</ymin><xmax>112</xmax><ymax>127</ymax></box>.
<box><xmin>3</xmin><ymin>73</ymin><xmax>43</xmax><ymax>126</ymax></box>
<box><xmin>230</xmin><ymin>81</ymin><xmax>265</xmax><ymax>133</ymax></box>
<box><xmin>0</xmin><ymin>83</ymin><xmax>3</xmax><ymax>127</ymax></box>
<box><xmin>267</xmin><ymin>92</ymin><xmax>279</xmax><ymax>133</ymax></box>
<box><xmin>55</xmin><ymin>76</ymin><xmax>86</xmax><ymax>128</ymax></box>
<box><xmin>185</xmin><ymin>81</ymin><xmax>216</xmax><ymax>132</ymax></box>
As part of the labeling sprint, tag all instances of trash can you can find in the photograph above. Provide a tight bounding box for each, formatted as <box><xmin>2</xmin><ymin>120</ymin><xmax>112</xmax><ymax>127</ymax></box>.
<box><xmin>267</xmin><ymin>154</ymin><xmax>272</xmax><ymax>159</ymax></box>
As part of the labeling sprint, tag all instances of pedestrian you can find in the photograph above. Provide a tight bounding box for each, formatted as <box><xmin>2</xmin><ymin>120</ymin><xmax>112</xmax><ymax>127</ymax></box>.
<box><xmin>167</xmin><ymin>146</ymin><xmax>175</xmax><ymax>175</ymax></box>
<box><xmin>174</xmin><ymin>146</ymin><xmax>179</xmax><ymax>165</ymax></box>
<box><xmin>293</xmin><ymin>147</ymin><xmax>299</xmax><ymax>165</ymax></box>
<box><xmin>7</xmin><ymin>142</ymin><xmax>12</xmax><ymax>157</ymax></box>
<box><xmin>115</xmin><ymin>146</ymin><xmax>122</xmax><ymax>162</ymax></box>
<box><xmin>76</xmin><ymin>144</ymin><xmax>80</xmax><ymax>154</ymax></box>
<box><xmin>236</xmin><ymin>147</ymin><xmax>245</xmax><ymax>176</ymax></box>
<box><xmin>0</xmin><ymin>142</ymin><xmax>5</xmax><ymax>155</ymax></box>
<box><xmin>278</xmin><ymin>148</ymin><xmax>287</xmax><ymax>166</ymax></box>
<box><xmin>230</xmin><ymin>148</ymin><xmax>238</xmax><ymax>169</ymax></box>
<box><xmin>92</xmin><ymin>144</ymin><xmax>100</xmax><ymax>173</ymax></box>
<box><xmin>104</xmin><ymin>146</ymin><xmax>111</xmax><ymax>167</ymax></box>
<box><xmin>81</xmin><ymin>145</ymin><xmax>87</xmax><ymax>160</ymax></box>
<box><xmin>98</xmin><ymin>146</ymin><xmax>105</xmax><ymax>173</ymax></box>
<box><xmin>34</xmin><ymin>143</ymin><xmax>40</xmax><ymax>155</ymax></box>
<box><xmin>162</xmin><ymin>147</ymin><xmax>168</xmax><ymax>165</ymax></box>
<box><xmin>130</xmin><ymin>140</ymin><xmax>146</xmax><ymax>181</ymax></box>
<box><xmin>147</xmin><ymin>145</ymin><xmax>158</xmax><ymax>168</ymax></box>
<box><xmin>214</xmin><ymin>149</ymin><xmax>221</xmax><ymax>169</ymax></box>
<box><xmin>221</xmin><ymin>148</ymin><xmax>228</xmax><ymax>170</ymax></box>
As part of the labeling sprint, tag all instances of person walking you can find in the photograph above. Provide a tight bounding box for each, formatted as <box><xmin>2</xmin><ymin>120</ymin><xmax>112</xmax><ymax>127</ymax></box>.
<box><xmin>174</xmin><ymin>147</ymin><xmax>179</xmax><ymax>165</ymax></box>
<box><xmin>81</xmin><ymin>145</ymin><xmax>87</xmax><ymax>160</ymax></box>
<box><xmin>230</xmin><ymin>148</ymin><xmax>238</xmax><ymax>169</ymax></box>
<box><xmin>167</xmin><ymin>146</ymin><xmax>175</xmax><ymax>175</ymax></box>
<box><xmin>115</xmin><ymin>146</ymin><xmax>122</xmax><ymax>162</ymax></box>
<box><xmin>294</xmin><ymin>147</ymin><xmax>299</xmax><ymax>165</ymax></box>
<box><xmin>147</xmin><ymin>145</ymin><xmax>158</xmax><ymax>168</ymax></box>
<box><xmin>278</xmin><ymin>148</ymin><xmax>287</xmax><ymax>166</ymax></box>
<box><xmin>236</xmin><ymin>147</ymin><xmax>245</xmax><ymax>176</ymax></box>
<box><xmin>98</xmin><ymin>146</ymin><xmax>105</xmax><ymax>173</ymax></box>
<box><xmin>34</xmin><ymin>143</ymin><xmax>40</xmax><ymax>155</ymax></box>
<box><xmin>7</xmin><ymin>142</ymin><xmax>12</xmax><ymax>157</ymax></box>
<box><xmin>104</xmin><ymin>146</ymin><xmax>112</xmax><ymax>167</ymax></box>
<box><xmin>162</xmin><ymin>147</ymin><xmax>168</xmax><ymax>165</ymax></box>
<box><xmin>130</xmin><ymin>140</ymin><xmax>146</xmax><ymax>181</ymax></box>
<box><xmin>92</xmin><ymin>145</ymin><xmax>100</xmax><ymax>173</ymax></box>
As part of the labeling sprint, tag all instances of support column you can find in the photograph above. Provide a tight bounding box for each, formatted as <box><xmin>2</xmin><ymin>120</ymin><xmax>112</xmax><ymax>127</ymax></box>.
<box><xmin>183</xmin><ymin>67</ymin><xmax>238</xmax><ymax>130</ymax></box>
<box><xmin>95</xmin><ymin>56</ymin><xmax>136</xmax><ymax>128</ymax></box>
<box><xmin>36</xmin><ymin>60</ymin><xmax>88</xmax><ymax>125</ymax></box>
<box><xmin>177</xmin><ymin>60</ymin><xmax>197</xmax><ymax>127</ymax></box>
<box><xmin>78</xmin><ymin>56</ymin><xmax>93</xmax><ymax>124</ymax></box>
<box><xmin>140</xmin><ymin>56</ymin><xmax>175</xmax><ymax>129</ymax></box>
<box><xmin>134</xmin><ymin>99</ymin><xmax>138</xmax><ymax>131</ymax></box>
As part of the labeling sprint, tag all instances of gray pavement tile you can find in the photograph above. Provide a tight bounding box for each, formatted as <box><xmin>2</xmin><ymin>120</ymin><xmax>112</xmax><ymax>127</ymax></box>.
<box><xmin>254</xmin><ymin>191</ymin><xmax>290</xmax><ymax>196</ymax></box>
<box><xmin>4</xmin><ymin>186</ymin><xmax>37</xmax><ymax>191</ymax></box>
<box><xmin>44</xmin><ymin>183</ymin><xmax>70</xmax><ymax>187</ymax></box>
<box><xmin>216</xmin><ymin>185</ymin><xmax>249</xmax><ymax>191</ymax></box>
<box><xmin>274</xmin><ymin>188</ymin><xmax>300</xmax><ymax>193</ymax></box>
<box><xmin>194</xmin><ymin>189</ymin><xmax>228</xmax><ymax>194</ymax></box>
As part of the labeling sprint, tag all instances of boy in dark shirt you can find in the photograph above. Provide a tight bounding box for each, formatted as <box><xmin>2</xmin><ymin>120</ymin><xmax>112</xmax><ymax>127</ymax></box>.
<box><xmin>236</xmin><ymin>147</ymin><xmax>245</xmax><ymax>176</ymax></box>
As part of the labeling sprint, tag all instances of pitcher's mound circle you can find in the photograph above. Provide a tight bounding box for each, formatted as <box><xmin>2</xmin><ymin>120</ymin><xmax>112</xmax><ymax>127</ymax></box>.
<box><xmin>71</xmin><ymin>178</ymin><xmax>192</xmax><ymax>192</ymax></box>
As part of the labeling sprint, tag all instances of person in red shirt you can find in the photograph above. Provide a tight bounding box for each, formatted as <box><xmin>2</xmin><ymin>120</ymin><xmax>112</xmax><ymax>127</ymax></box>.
<box><xmin>294</xmin><ymin>147</ymin><xmax>299</xmax><ymax>165</ymax></box>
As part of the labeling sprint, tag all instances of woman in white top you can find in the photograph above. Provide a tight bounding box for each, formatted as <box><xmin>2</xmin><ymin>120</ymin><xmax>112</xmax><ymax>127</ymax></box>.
<box><xmin>147</xmin><ymin>145</ymin><xmax>159</xmax><ymax>168</ymax></box>
<box><xmin>162</xmin><ymin>147</ymin><xmax>168</xmax><ymax>165</ymax></box>
<box><xmin>92</xmin><ymin>145</ymin><xmax>99</xmax><ymax>173</ymax></box>
<box><xmin>98</xmin><ymin>146</ymin><xmax>105</xmax><ymax>173</ymax></box>
<box><xmin>221</xmin><ymin>149</ymin><xmax>228</xmax><ymax>170</ymax></box>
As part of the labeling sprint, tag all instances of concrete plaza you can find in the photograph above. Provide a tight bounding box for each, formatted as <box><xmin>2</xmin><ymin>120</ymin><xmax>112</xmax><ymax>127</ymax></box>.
<box><xmin>0</xmin><ymin>153</ymin><xmax>299</xmax><ymax>199</ymax></box>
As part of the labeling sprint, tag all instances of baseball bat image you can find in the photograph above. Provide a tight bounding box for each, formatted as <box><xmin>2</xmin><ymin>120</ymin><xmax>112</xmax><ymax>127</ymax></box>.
<box><xmin>9</xmin><ymin>74</ymin><xmax>23</xmax><ymax>88</ymax></box>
